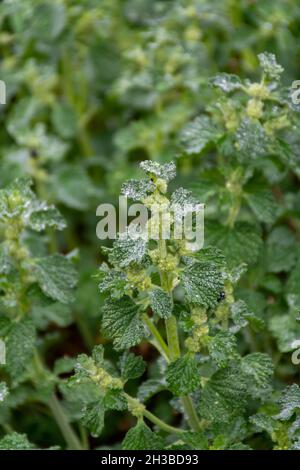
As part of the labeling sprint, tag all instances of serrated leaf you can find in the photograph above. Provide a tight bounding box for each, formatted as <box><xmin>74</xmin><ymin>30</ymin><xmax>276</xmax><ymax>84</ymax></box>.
<box><xmin>108</xmin><ymin>234</ymin><xmax>148</xmax><ymax>268</ymax></box>
<box><xmin>166</xmin><ymin>354</ymin><xmax>200</xmax><ymax>396</ymax></box>
<box><xmin>121</xmin><ymin>179</ymin><xmax>155</xmax><ymax>201</ymax></box>
<box><xmin>236</xmin><ymin>118</ymin><xmax>270</xmax><ymax>161</ymax></box>
<box><xmin>208</xmin><ymin>331</ymin><xmax>238</xmax><ymax>368</ymax></box>
<box><xmin>81</xmin><ymin>400</ymin><xmax>105</xmax><ymax>438</ymax></box>
<box><xmin>181</xmin><ymin>261</ymin><xmax>224</xmax><ymax>309</ymax></box>
<box><xmin>28</xmin><ymin>204</ymin><xmax>66</xmax><ymax>232</ymax></box>
<box><xmin>5</xmin><ymin>318</ymin><xmax>36</xmax><ymax>385</ymax></box>
<box><xmin>212</xmin><ymin>73</ymin><xmax>242</xmax><ymax>92</ymax></box>
<box><xmin>269</xmin><ymin>314</ymin><xmax>300</xmax><ymax>353</ymax></box>
<box><xmin>199</xmin><ymin>365</ymin><xmax>248</xmax><ymax>423</ymax></box>
<box><xmin>230</xmin><ymin>299</ymin><xmax>264</xmax><ymax>333</ymax></box>
<box><xmin>242</xmin><ymin>353</ymin><xmax>273</xmax><ymax>399</ymax></box>
<box><xmin>102</xmin><ymin>296</ymin><xmax>147</xmax><ymax>350</ymax></box>
<box><xmin>180</xmin><ymin>116</ymin><xmax>222</xmax><ymax>155</ymax></box>
<box><xmin>182</xmin><ymin>432</ymin><xmax>209</xmax><ymax>450</ymax></box>
<box><xmin>206</xmin><ymin>221</ymin><xmax>262</xmax><ymax>268</ymax></box>
<box><xmin>96</xmin><ymin>263</ymin><xmax>128</xmax><ymax>299</ymax></box>
<box><xmin>244</xmin><ymin>188</ymin><xmax>278</xmax><ymax>224</ymax></box>
<box><xmin>119</xmin><ymin>352</ymin><xmax>146</xmax><ymax>381</ymax></box>
<box><xmin>0</xmin><ymin>432</ymin><xmax>34</xmax><ymax>450</ymax></box>
<box><xmin>138</xmin><ymin>379</ymin><xmax>166</xmax><ymax>403</ymax></box>
<box><xmin>122</xmin><ymin>421</ymin><xmax>163</xmax><ymax>450</ymax></box>
<box><xmin>140</xmin><ymin>160</ymin><xmax>176</xmax><ymax>182</ymax></box>
<box><xmin>32</xmin><ymin>255</ymin><xmax>77</xmax><ymax>304</ymax></box>
<box><xmin>266</xmin><ymin>227</ymin><xmax>296</xmax><ymax>273</ymax></box>
<box><xmin>150</xmin><ymin>288</ymin><xmax>172</xmax><ymax>319</ymax></box>
<box><xmin>191</xmin><ymin>246</ymin><xmax>227</xmax><ymax>268</ymax></box>
<box><xmin>276</xmin><ymin>385</ymin><xmax>300</xmax><ymax>420</ymax></box>
<box><xmin>258</xmin><ymin>52</ymin><xmax>284</xmax><ymax>80</ymax></box>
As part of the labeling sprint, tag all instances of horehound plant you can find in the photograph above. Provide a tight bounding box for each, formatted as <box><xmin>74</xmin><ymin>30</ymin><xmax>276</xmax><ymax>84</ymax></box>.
<box><xmin>0</xmin><ymin>178</ymin><xmax>83</xmax><ymax>450</ymax></box>
<box><xmin>67</xmin><ymin>161</ymin><xmax>300</xmax><ymax>450</ymax></box>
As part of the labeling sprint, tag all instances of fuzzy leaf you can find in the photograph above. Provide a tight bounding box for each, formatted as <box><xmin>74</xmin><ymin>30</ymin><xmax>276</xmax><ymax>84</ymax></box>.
<box><xmin>230</xmin><ymin>300</ymin><xmax>264</xmax><ymax>333</ymax></box>
<box><xmin>180</xmin><ymin>116</ymin><xmax>222</xmax><ymax>154</ymax></box>
<box><xmin>102</xmin><ymin>297</ymin><xmax>147</xmax><ymax>350</ymax></box>
<box><xmin>266</xmin><ymin>227</ymin><xmax>296</xmax><ymax>273</ymax></box>
<box><xmin>244</xmin><ymin>188</ymin><xmax>278</xmax><ymax>224</ymax></box>
<box><xmin>242</xmin><ymin>353</ymin><xmax>273</xmax><ymax>399</ymax></box>
<box><xmin>96</xmin><ymin>263</ymin><xmax>128</xmax><ymax>299</ymax></box>
<box><xmin>0</xmin><ymin>432</ymin><xmax>34</xmax><ymax>450</ymax></box>
<box><xmin>150</xmin><ymin>288</ymin><xmax>172</xmax><ymax>319</ymax></box>
<box><xmin>108</xmin><ymin>234</ymin><xmax>148</xmax><ymax>268</ymax></box>
<box><xmin>269</xmin><ymin>314</ymin><xmax>300</xmax><ymax>353</ymax></box>
<box><xmin>258</xmin><ymin>52</ymin><xmax>284</xmax><ymax>80</ymax></box>
<box><xmin>140</xmin><ymin>161</ymin><xmax>176</xmax><ymax>182</ymax></box>
<box><xmin>121</xmin><ymin>179</ymin><xmax>155</xmax><ymax>201</ymax></box>
<box><xmin>32</xmin><ymin>255</ymin><xmax>78</xmax><ymax>304</ymax></box>
<box><xmin>81</xmin><ymin>400</ymin><xmax>105</xmax><ymax>438</ymax></box>
<box><xmin>236</xmin><ymin>118</ymin><xmax>270</xmax><ymax>161</ymax></box>
<box><xmin>138</xmin><ymin>379</ymin><xmax>166</xmax><ymax>403</ymax></box>
<box><xmin>5</xmin><ymin>318</ymin><xmax>36</xmax><ymax>385</ymax></box>
<box><xmin>208</xmin><ymin>331</ymin><xmax>238</xmax><ymax>368</ymax></box>
<box><xmin>166</xmin><ymin>355</ymin><xmax>200</xmax><ymax>396</ymax></box>
<box><xmin>206</xmin><ymin>221</ymin><xmax>262</xmax><ymax>268</ymax></box>
<box><xmin>181</xmin><ymin>261</ymin><xmax>224</xmax><ymax>309</ymax></box>
<box><xmin>28</xmin><ymin>205</ymin><xmax>66</xmax><ymax>232</ymax></box>
<box><xmin>276</xmin><ymin>385</ymin><xmax>300</xmax><ymax>420</ymax></box>
<box><xmin>122</xmin><ymin>421</ymin><xmax>163</xmax><ymax>450</ymax></box>
<box><xmin>199</xmin><ymin>365</ymin><xmax>248</xmax><ymax>423</ymax></box>
<box><xmin>119</xmin><ymin>352</ymin><xmax>146</xmax><ymax>381</ymax></box>
<box><xmin>212</xmin><ymin>73</ymin><xmax>242</xmax><ymax>92</ymax></box>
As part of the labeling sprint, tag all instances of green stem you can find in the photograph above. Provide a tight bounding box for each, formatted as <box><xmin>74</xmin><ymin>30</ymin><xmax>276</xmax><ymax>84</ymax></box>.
<box><xmin>124</xmin><ymin>394</ymin><xmax>185</xmax><ymax>435</ymax></box>
<box><xmin>48</xmin><ymin>395</ymin><xmax>83</xmax><ymax>450</ymax></box>
<box><xmin>181</xmin><ymin>396</ymin><xmax>202</xmax><ymax>433</ymax></box>
<box><xmin>165</xmin><ymin>316</ymin><xmax>180</xmax><ymax>361</ymax></box>
<box><xmin>142</xmin><ymin>314</ymin><xmax>170</xmax><ymax>362</ymax></box>
<box><xmin>33</xmin><ymin>351</ymin><xmax>83</xmax><ymax>450</ymax></box>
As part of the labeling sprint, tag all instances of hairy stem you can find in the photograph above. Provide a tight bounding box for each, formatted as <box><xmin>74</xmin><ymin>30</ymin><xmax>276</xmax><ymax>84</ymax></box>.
<box><xmin>142</xmin><ymin>314</ymin><xmax>170</xmax><ymax>362</ymax></box>
<box><xmin>48</xmin><ymin>394</ymin><xmax>83</xmax><ymax>450</ymax></box>
<box><xmin>181</xmin><ymin>396</ymin><xmax>202</xmax><ymax>433</ymax></box>
<box><xmin>125</xmin><ymin>394</ymin><xmax>185</xmax><ymax>435</ymax></box>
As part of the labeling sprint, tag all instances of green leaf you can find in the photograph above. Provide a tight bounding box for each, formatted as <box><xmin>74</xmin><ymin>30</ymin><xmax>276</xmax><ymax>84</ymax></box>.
<box><xmin>122</xmin><ymin>421</ymin><xmax>163</xmax><ymax>450</ymax></box>
<box><xmin>269</xmin><ymin>314</ymin><xmax>300</xmax><ymax>353</ymax></box>
<box><xmin>140</xmin><ymin>160</ymin><xmax>176</xmax><ymax>182</ymax></box>
<box><xmin>0</xmin><ymin>432</ymin><xmax>34</xmax><ymax>450</ymax></box>
<box><xmin>286</xmin><ymin>259</ymin><xmax>300</xmax><ymax>305</ymax></box>
<box><xmin>96</xmin><ymin>263</ymin><xmax>128</xmax><ymax>299</ymax></box>
<box><xmin>206</xmin><ymin>221</ymin><xmax>262</xmax><ymax>268</ymax></box>
<box><xmin>212</xmin><ymin>73</ymin><xmax>242</xmax><ymax>93</ymax></box>
<box><xmin>244</xmin><ymin>187</ymin><xmax>278</xmax><ymax>224</ymax></box>
<box><xmin>32</xmin><ymin>255</ymin><xmax>78</xmax><ymax>304</ymax></box>
<box><xmin>81</xmin><ymin>400</ymin><xmax>105</xmax><ymax>438</ymax></box>
<box><xmin>236</xmin><ymin>118</ymin><xmax>270</xmax><ymax>162</ymax></box>
<box><xmin>180</xmin><ymin>116</ymin><xmax>222</xmax><ymax>155</ymax></box>
<box><xmin>119</xmin><ymin>352</ymin><xmax>146</xmax><ymax>381</ymax></box>
<box><xmin>51</xmin><ymin>102</ymin><xmax>77</xmax><ymax>139</ymax></box>
<box><xmin>138</xmin><ymin>379</ymin><xmax>166</xmax><ymax>403</ymax></box>
<box><xmin>242</xmin><ymin>353</ymin><xmax>273</xmax><ymax>399</ymax></box>
<box><xmin>266</xmin><ymin>227</ymin><xmax>296</xmax><ymax>273</ymax></box>
<box><xmin>181</xmin><ymin>432</ymin><xmax>209</xmax><ymax>450</ymax></box>
<box><xmin>5</xmin><ymin>318</ymin><xmax>36</xmax><ymax>385</ymax></box>
<box><xmin>276</xmin><ymin>385</ymin><xmax>300</xmax><ymax>420</ymax></box>
<box><xmin>230</xmin><ymin>300</ymin><xmax>264</xmax><ymax>333</ymax></box>
<box><xmin>28</xmin><ymin>204</ymin><xmax>66</xmax><ymax>232</ymax></box>
<box><xmin>191</xmin><ymin>246</ymin><xmax>227</xmax><ymax>268</ymax></box>
<box><xmin>121</xmin><ymin>179</ymin><xmax>155</xmax><ymax>201</ymax></box>
<box><xmin>150</xmin><ymin>288</ymin><xmax>173</xmax><ymax>319</ymax></box>
<box><xmin>166</xmin><ymin>354</ymin><xmax>200</xmax><ymax>396</ymax></box>
<box><xmin>208</xmin><ymin>331</ymin><xmax>238</xmax><ymax>368</ymax></box>
<box><xmin>181</xmin><ymin>261</ymin><xmax>224</xmax><ymax>309</ymax></box>
<box><xmin>102</xmin><ymin>297</ymin><xmax>147</xmax><ymax>350</ymax></box>
<box><xmin>108</xmin><ymin>234</ymin><xmax>148</xmax><ymax>268</ymax></box>
<box><xmin>0</xmin><ymin>382</ymin><xmax>8</xmax><ymax>402</ymax></box>
<box><xmin>258</xmin><ymin>52</ymin><xmax>284</xmax><ymax>80</ymax></box>
<box><xmin>199</xmin><ymin>365</ymin><xmax>248</xmax><ymax>423</ymax></box>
